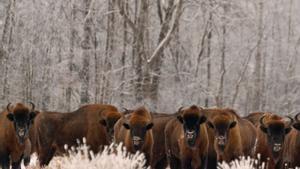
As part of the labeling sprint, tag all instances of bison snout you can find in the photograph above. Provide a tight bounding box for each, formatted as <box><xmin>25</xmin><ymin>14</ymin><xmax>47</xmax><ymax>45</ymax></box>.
<box><xmin>132</xmin><ymin>136</ymin><xmax>142</xmax><ymax>146</ymax></box>
<box><xmin>18</xmin><ymin>128</ymin><xmax>26</xmax><ymax>137</ymax></box>
<box><xmin>273</xmin><ymin>143</ymin><xmax>282</xmax><ymax>152</ymax></box>
<box><xmin>186</xmin><ymin>131</ymin><xmax>196</xmax><ymax>139</ymax></box>
<box><xmin>216</xmin><ymin>136</ymin><xmax>226</xmax><ymax>146</ymax></box>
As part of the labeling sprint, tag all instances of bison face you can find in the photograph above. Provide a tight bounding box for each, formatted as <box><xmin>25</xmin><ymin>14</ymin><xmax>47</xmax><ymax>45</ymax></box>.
<box><xmin>177</xmin><ymin>114</ymin><xmax>206</xmax><ymax>147</ymax></box>
<box><xmin>207</xmin><ymin>120</ymin><xmax>236</xmax><ymax>151</ymax></box>
<box><xmin>100</xmin><ymin>117</ymin><xmax>121</xmax><ymax>143</ymax></box>
<box><xmin>123</xmin><ymin>122</ymin><xmax>153</xmax><ymax>151</ymax></box>
<box><xmin>293</xmin><ymin>113</ymin><xmax>300</xmax><ymax>131</ymax></box>
<box><xmin>260</xmin><ymin>115</ymin><xmax>293</xmax><ymax>158</ymax></box>
<box><xmin>260</xmin><ymin>123</ymin><xmax>291</xmax><ymax>154</ymax></box>
<box><xmin>7</xmin><ymin>111</ymin><xmax>36</xmax><ymax>144</ymax></box>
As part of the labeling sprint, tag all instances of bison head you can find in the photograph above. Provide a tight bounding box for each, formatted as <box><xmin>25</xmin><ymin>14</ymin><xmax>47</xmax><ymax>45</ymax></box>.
<box><xmin>99</xmin><ymin>112</ymin><xmax>122</xmax><ymax>142</ymax></box>
<box><xmin>177</xmin><ymin>105</ymin><xmax>207</xmax><ymax>147</ymax></box>
<box><xmin>6</xmin><ymin>102</ymin><xmax>37</xmax><ymax>144</ymax></box>
<box><xmin>122</xmin><ymin>107</ymin><xmax>153</xmax><ymax>151</ymax></box>
<box><xmin>259</xmin><ymin>114</ymin><xmax>293</xmax><ymax>157</ymax></box>
<box><xmin>123</xmin><ymin>122</ymin><xmax>153</xmax><ymax>151</ymax></box>
<box><xmin>293</xmin><ymin>113</ymin><xmax>300</xmax><ymax>131</ymax></box>
<box><xmin>207</xmin><ymin>112</ymin><xmax>237</xmax><ymax>152</ymax></box>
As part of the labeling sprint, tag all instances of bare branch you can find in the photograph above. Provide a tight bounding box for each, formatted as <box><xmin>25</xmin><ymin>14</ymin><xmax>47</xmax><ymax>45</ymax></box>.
<box><xmin>147</xmin><ymin>0</ymin><xmax>182</xmax><ymax>63</ymax></box>
<box><xmin>116</xmin><ymin>0</ymin><xmax>137</xmax><ymax>33</ymax></box>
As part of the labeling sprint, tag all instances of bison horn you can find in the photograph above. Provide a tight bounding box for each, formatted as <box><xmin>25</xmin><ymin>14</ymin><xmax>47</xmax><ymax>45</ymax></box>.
<box><xmin>177</xmin><ymin>107</ymin><xmax>184</xmax><ymax>114</ymax></box>
<box><xmin>259</xmin><ymin>115</ymin><xmax>267</xmax><ymax>127</ymax></box>
<box><xmin>29</xmin><ymin>102</ymin><xmax>35</xmax><ymax>111</ymax></box>
<box><xmin>7</xmin><ymin>103</ymin><xmax>12</xmax><ymax>112</ymax></box>
<box><xmin>295</xmin><ymin>113</ymin><xmax>300</xmax><ymax>122</ymax></box>
<box><xmin>284</xmin><ymin>116</ymin><xmax>294</xmax><ymax>127</ymax></box>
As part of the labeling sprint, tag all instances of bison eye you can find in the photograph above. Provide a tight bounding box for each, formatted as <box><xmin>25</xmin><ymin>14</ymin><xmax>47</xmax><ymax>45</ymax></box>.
<box><xmin>207</xmin><ymin>121</ymin><xmax>214</xmax><ymax>129</ymax></box>
<box><xmin>7</xmin><ymin>113</ymin><xmax>15</xmax><ymax>122</ymax></box>
<box><xmin>123</xmin><ymin>123</ymin><xmax>130</xmax><ymax>129</ymax></box>
<box><xmin>99</xmin><ymin>119</ymin><xmax>107</xmax><ymax>126</ymax></box>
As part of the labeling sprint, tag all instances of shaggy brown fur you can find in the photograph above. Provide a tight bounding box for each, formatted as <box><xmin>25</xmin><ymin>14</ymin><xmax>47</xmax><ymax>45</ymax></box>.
<box><xmin>254</xmin><ymin>113</ymin><xmax>293</xmax><ymax>169</ymax></box>
<box><xmin>244</xmin><ymin>112</ymin><xmax>265</xmax><ymax>126</ymax></box>
<box><xmin>151</xmin><ymin>113</ymin><xmax>177</xmax><ymax>169</ymax></box>
<box><xmin>118</xmin><ymin>109</ymin><xmax>175</xmax><ymax>169</ymax></box>
<box><xmin>0</xmin><ymin>103</ymin><xmax>37</xmax><ymax>169</ymax></box>
<box><xmin>114</xmin><ymin>107</ymin><xmax>154</xmax><ymax>167</ymax></box>
<box><xmin>165</xmin><ymin>105</ymin><xmax>209</xmax><ymax>169</ymax></box>
<box><xmin>203</xmin><ymin>108</ymin><xmax>257</xmax><ymax>167</ymax></box>
<box><xmin>31</xmin><ymin>104</ymin><xmax>121</xmax><ymax>166</ymax></box>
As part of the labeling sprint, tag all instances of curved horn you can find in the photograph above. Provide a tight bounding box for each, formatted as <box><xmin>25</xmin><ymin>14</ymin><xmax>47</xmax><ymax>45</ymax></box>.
<box><xmin>177</xmin><ymin>106</ymin><xmax>184</xmax><ymax>114</ymax></box>
<box><xmin>6</xmin><ymin>103</ymin><xmax>12</xmax><ymax>112</ymax></box>
<box><xmin>122</xmin><ymin>107</ymin><xmax>131</xmax><ymax>115</ymax></box>
<box><xmin>29</xmin><ymin>102</ymin><xmax>35</xmax><ymax>111</ymax></box>
<box><xmin>295</xmin><ymin>113</ymin><xmax>300</xmax><ymax>122</ymax></box>
<box><xmin>284</xmin><ymin>116</ymin><xmax>294</xmax><ymax>127</ymax></box>
<box><xmin>259</xmin><ymin>115</ymin><xmax>267</xmax><ymax>127</ymax></box>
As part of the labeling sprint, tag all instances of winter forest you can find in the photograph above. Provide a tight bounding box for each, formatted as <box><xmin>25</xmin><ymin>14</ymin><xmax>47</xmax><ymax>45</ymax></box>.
<box><xmin>0</xmin><ymin>0</ymin><xmax>300</xmax><ymax>115</ymax></box>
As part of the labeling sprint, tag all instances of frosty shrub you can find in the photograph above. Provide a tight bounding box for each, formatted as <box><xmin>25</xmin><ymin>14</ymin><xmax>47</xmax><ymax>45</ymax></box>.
<box><xmin>23</xmin><ymin>138</ymin><xmax>149</xmax><ymax>169</ymax></box>
<box><xmin>218</xmin><ymin>156</ymin><xmax>265</xmax><ymax>169</ymax></box>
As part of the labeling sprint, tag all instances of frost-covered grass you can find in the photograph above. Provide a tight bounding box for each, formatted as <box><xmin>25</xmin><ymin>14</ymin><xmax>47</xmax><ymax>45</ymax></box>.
<box><xmin>218</xmin><ymin>156</ymin><xmax>264</xmax><ymax>169</ymax></box>
<box><xmin>21</xmin><ymin>142</ymin><xmax>300</xmax><ymax>169</ymax></box>
<box><xmin>22</xmin><ymin>139</ymin><xmax>148</xmax><ymax>169</ymax></box>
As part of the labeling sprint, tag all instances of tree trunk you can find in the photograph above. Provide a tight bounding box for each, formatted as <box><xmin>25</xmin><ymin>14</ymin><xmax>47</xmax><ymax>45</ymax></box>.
<box><xmin>1</xmin><ymin>0</ymin><xmax>16</xmax><ymax>100</ymax></box>
<box><xmin>66</xmin><ymin>1</ymin><xmax>77</xmax><ymax>111</ymax></box>
<box><xmin>252</xmin><ymin>0</ymin><xmax>264</xmax><ymax>111</ymax></box>
<box><xmin>80</xmin><ymin>0</ymin><xmax>93</xmax><ymax>104</ymax></box>
<box><xmin>205</xmin><ymin>11</ymin><xmax>213</xmax><ymax>107</ymax></box>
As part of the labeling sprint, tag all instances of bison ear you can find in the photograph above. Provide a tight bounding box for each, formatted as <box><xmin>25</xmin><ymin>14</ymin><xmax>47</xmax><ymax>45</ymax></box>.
<box><xmin>229</xmin><ymin>121</ymin><xmax>237</xmax><ymax>128</ymax></box>
<box><xmin>7</xmin><ymin>113</ymin><xmax>14</xmax><ymax>121</ymax></box>
<box><xmin>123</xmin><ymin>123</ymin><xmax>130</xmax><ymax>129</ymax></box>
<box><xmin>29</xmin><ymin>112</ymin><xmax>37</xmax><ymax>120</ymax></box>
<box><xmin>146</xmin><ymin>123</ymin><xmax>154</xmax><ymax>130</ymax></box>
<box><xmin>99</xmin><ymin>119</ymin><xmax>107</xmax><ymax>126</ymax></box>
<box><xmin>177</xmin><ymin>115</ymin><xmax>183</xmax><ymax>123</ymax></box>
<box><xmin>260</xmin><ymin>126</ymin><xmax>268</xmax><ymax>133</ymax></box>
<box><xmin>293</xmin><ymin>123</ymin><xmax>300</xmax><ymax>131</ymax></box>
<box><xmin>199</xmin><ymin>116</ymin><xmax>207</xmax><ymax>124</ymax></box>
<box><xmin>207</xmin><ymin>121</ymin><xmax>214</xmax><ymax>129</ymax></box>
<box><xmin>285</xmin><ymin>127</ymin><xmax>292</xmax><ymax>134</ymax></box>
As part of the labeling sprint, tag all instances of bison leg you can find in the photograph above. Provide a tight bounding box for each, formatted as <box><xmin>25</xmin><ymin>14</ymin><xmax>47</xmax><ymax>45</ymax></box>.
<box><xmin>153</xmin><ymin>156</ymin><xmax>168</xmax><ymax>169</ymax></box>
<box><xmin>181</xmin><ymin>157</ymin><xmax>192</xmax><ymax>169</ymax></box>
<box><xmin>11</xmin><ymin>160</ymin><xmax>22</xmax><ymax>169</ymax></box>
<box><xmin>168</xmin><ymin>154</ymin><xmax>181</xmax><ymax>169</ymax></box>
<box><xmin>206</xmin><ymin>152</ymin><xmax>217</xmax><ymax>169</ymax></box>
<box><xmin>0</xmin><ymin>154</ymin><xmax>10</xmax><ymax>169</ymax></box>
<box><xmin>38</xmin><ymin>147</ymin><xmax>56</xmax><ymax>166</ymax></box>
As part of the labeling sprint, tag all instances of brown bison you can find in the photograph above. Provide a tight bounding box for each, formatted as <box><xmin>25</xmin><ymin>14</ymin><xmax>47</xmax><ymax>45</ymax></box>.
<box><xmin>151</xmin><ymin>112</ymin><xmax>176</xmax><ymax>169</ymax></box>
<box><xmin>165</xmin><ymin>105</ymin><xmax>208</xmax><ymax>169</ymax></box>
<box><xmin>0</xmin><ymin>103</ymin><xmax>37</xmax><ymax>169</ymax></box>
<box><xmin>119</xmin><ymin>108</ymin><xmax>175</xmax><ymax>169</ymax></box>
<box><xmin>114</xmin><ymin>106</ymin><xmax>154</xmax><ymax>167</ymax></box>
<box><xmin>204</xmin><ymin>108</ymin><xmax>257</xmax><ymax>166</ymax></box>
<box><xmin>254</xmin><ymin>113</ymin><xmax>293</xmax><ymax>169</ymax></box>
<box><xmin>244</xmin><ymin>112</ymin><xmax>264</xmax><ymax>125</ymax></box>
<box><xmin>281</xmin><ymin>113</ymin><xmax>300</xmax><ymax>168</ymax></box>
<box><xmin>31</xmin><ymin>104</ymin><xmax>121</xmax><ymax>166</ymax></box>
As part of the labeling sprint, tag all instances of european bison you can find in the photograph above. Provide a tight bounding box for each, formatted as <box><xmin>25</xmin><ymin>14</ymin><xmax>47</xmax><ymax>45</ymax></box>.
<box><xmin>165</xmin><ymin>105</ymin><xmax>208</xmax><ymax>169</ymax></box>
<box><xmin>31</xmin><ymin>104</ymin><xmax>121</xmax><ymax>166</ymax></box>
<box><xmin>282</xmin><ymin>113</ymin><xmax>300</xmax><ymax>168</ymax></box>
<box><xmin>114</xmin><ymin>106</ymin><xmax>154</xmax><ymax>167</ymax></box>
<box><xmin>151</xmin><ymin>112</ymin><xmax>176</xmax><ymax>169</ymax></box>
<box><xmin>254</xmin><ymin>113</ymin><xmax>293</xmax><ymax>169</ymax></box>
<box><xmin>0</xmin><ymin>103</ymin><xmax>37</xmax><ymax>169</ymax></box>
<box><xmin>204</xmin><ymin>108</ymin><xmax>257</xmax><ymax>166</ymax></box>
<box><xmin>119</xmin><ymin>108</ymin><xmax>175</xmax><ymax>169</ymax></box>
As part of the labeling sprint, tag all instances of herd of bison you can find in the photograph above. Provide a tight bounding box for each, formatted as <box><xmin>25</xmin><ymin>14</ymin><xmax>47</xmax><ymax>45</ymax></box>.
<box><xmin>0</xmin><ymin>103</ymin><xmax>300</xmax><ymax>169</ymax></box>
